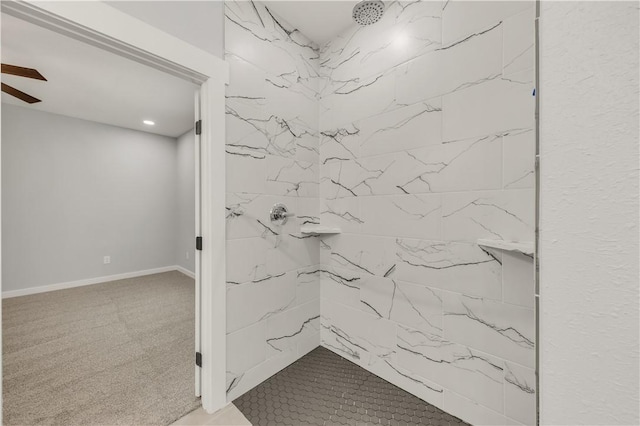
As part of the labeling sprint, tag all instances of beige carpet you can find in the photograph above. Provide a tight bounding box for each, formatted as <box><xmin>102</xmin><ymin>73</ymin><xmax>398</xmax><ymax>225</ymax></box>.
<box><xmin>2</xmin><ymin>271</ymin><xmax>201</xmax><ymax>425</ymax></box>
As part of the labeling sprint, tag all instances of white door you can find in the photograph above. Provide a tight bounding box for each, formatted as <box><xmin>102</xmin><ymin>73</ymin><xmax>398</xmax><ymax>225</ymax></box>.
<box><xmin>194</xmin><ymin>90</ymin><xmax>202</xmax><ymax>397</ymax></box>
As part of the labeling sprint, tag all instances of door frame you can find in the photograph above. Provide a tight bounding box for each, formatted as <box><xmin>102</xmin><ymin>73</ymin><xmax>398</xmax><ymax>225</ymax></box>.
<box><xmin>0</xmin><ymin>0</ymin><xmax>229</xmax><ymax>415</ymax></box>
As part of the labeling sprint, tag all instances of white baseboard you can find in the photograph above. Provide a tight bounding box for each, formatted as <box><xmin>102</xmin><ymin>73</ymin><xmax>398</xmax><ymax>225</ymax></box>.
<box><xmin>2</xmin><ymin>265</ymin><xmax>193</xmax><ymax>299</ymax></box>
<box><xmin>175</xmin><ymin>265</ymin><xmax>196</xmax><ymax>279</ymax></box>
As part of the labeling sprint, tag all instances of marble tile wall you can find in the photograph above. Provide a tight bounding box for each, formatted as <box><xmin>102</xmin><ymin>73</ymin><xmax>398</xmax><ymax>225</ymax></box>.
<box><xmin>224</xmin><ymin>0</ymin><xmax>321</xmax><ymax>400</ymax></box>
<box><xmin>224</xmin><ymin>1</ymin><xmax>536</xmax><ymax>424</ymax></box>
<box><xmin>318</xmin><ymin>1</ymin><xmax>536</xmax><ymax>425</ymax></box>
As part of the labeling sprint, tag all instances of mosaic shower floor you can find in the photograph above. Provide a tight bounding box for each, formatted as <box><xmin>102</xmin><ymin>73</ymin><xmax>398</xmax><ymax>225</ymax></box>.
<box><xmin>233</xmin><ymin>347</ymin><xmax>468</xmax><ymax>426</ymax></box>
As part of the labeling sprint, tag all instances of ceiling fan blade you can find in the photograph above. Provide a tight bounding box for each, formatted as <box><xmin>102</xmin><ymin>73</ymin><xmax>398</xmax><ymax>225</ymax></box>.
<box><xmin>1</xmin><ymin>64</ymin><xmax>47</xmax><ymax>81</ymax></box>
<box><xmin>1</xmin><ymin>83</ymin><xmax>41</xmax><ymax>104</ymax></box>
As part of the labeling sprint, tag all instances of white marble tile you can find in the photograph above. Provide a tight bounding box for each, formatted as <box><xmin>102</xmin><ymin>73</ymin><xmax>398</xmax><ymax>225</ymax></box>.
<box><xmin>357</xmin><ymin>99</ymin><xmax>442</xmax><ymax>158</ymax></box>
<box><xmin>321</xmin><ymin>1</ymin><xmax>443</xmax><ymax>83</ymax></box>
<box><xmin>225</xmin><ymin>1</ymin><xmax>318</xmax><ymax>81</ymax></box>
<box><xmin>319</xmin><ymin>197</ymin><xmax>362</xmax><ymax>233</ymax></box>
<box><xmin>226</xmin><ymin>321</ymin><xmax>266</xmax><ymax>384</ymax></box>
<box><xmin>318</xmin><ymin>166</ymin><xmax>333</xmax><ymax>201</ymax></box>
<box><xmin>350</xmin><ymin>133</ymin><xmax>503</xmax><ymax>196</ymax></box>
<box><xmin>320</xmin><ymin>265</ymin><xmax>363</xmax><ymax>310</ymax></box>
<box><xmin>360</xmin><ymin>276</ymin><xmax>443</xmax><ymax>336</ymax></box>
<box><xmin>320</xmin><ymin>125</ymin><xmax>361</xmax><ymax>164</ymax></box>
<box><xmin>226</xmin><ymin>237</ymin><xmax>270</xmax><ymax>285</ymax></box>
<box><xmin>226</xmin><ymin>146</ymin><xmax>267</xmax><ymax>194</ymax></box>
<box><xmin>438</xmin><ymin>17</ymin><xmax>503</xmax><ymax>95</ymax></box>
<box><xmin>266</xmin><ymin>300</ymin><xmax>320</xmax><ymax>357</ymax></box>
<box><xmin>394</xmin><ymin>51</ymin><xmax>442</xmax><ymax>107</ymax></box>
<box><xmin>226</xmin><ymin>347</ymin><xmax>299</xmax><ymax>400</ymax></box>
<box><xmin>321</xmin><ymin>298</ymin><xmax>396</xmax><ymax>364</ymax></box>
<box><xmin>405</xmin><ymin>134</ymin><xmax>503</xmax><ymax>193</ymax></box>
<box><xmin>227</xmin><ymin>93</ymin><xmax>318</xmax><ymax>160</ymax></box>
<box><xmin>443</xmin><ymin>293</ymin><xmax>535</xmax><ymax>367</ymax></box>
<box><xmin>298</xmin><ymin>331</ymin><xmax>321</xmax><ymax>357</ymax></box>
<box><xmin>443</xmin><ymin>390</ymin><xmax>510</xmax><ymax>426</ymax></box>
<box><xmin>503</xmin><ymin>7</ymin><xmax>535</xmax><ymax>76</ymax></box>
<box><xmin>266</xmin><ymin>119</ymin><xmax>313</xmax><ymax>159</ymax></box>
<box><xmin>226</xmin><ymin>193</ymin><xmax>266</xmax><ymax>240</ymax></box>
<box><xmin>320</xmin><ymin>67</ymin><xmax>398</xmax><ymax>129</ymax></box>
<box><xmin>442</xmin><ymin>189</ymin><xmax>535</xmax><ymax>242</ymax></box>
<box><xmin>410</xmin><ymin>135</ymin><xmax>500</xmax><ymax>193</ymax></box>
<box><xmin>264</xmin><ymin>76</ymin><xmax>319</xmax><ymax>133</ymax></box>
<box><xmin>321</xmin><ymin>158</ymin><xmax>378</xmax><ymax>198</ymax></box>
<box><xmin>392</xmin><ymin>281</ymin><xmax>444</xmax><ymax>336</ymax></box>
<box><xmin>322</xmin><ymin>155</ymin><xmax>392</xmax><ymax>197</ymax></box>
<box><xmin>226</xmin><ymin>53</ymin><xmax>267</xmax><ymax>104</ymax></box>
<box><xmin>395</xmin><ymin>239</ymin><xmax>503</xmax><ymax>301</ymax></box>
<box><xmin>226</xmin><ymin>194</ymin><xmax>296</xmax><ymax>240</ymax></box>
<box><xmin>358</xmin><ymin>274</ymin><xmax>395</xmax><ymax>319</ymax></box>
<box><xmin>225</xmin><ymin>1</ymin><xmax>537</xmax><ymax>423</ymax></box>
<box><xmin>442</xmin><ymin>71</ymin><xmax>534</xmax><ymax>142</ymax></box>
<box><xmin>504</xmin><ymin>361</ymin><xmax>537</xmax><ymax>425</ymax></box>
<box><xmin>396</xmin><ymin>325</ymin><xmax>504</xmax><ymax>413</ymax></box>
<box><xmin>266</xmin><ymin>232</ymin><xmax>320</xmax><ymax>276</ymax></box>
<box><xmin>226</xmin><ymin>101</ymin><xmax>269</xmax><ymax>154</ymax></box>
<box><xmin>266</xmin><ymin>155</ymin><xmax>319</xmax><ymax>197</ymax></box>
<box><xmin>442</xmin><ymin>1</ymin><xmax>533</xmax><ymax>45</ymax></box>
<box><xmin>296</xmin><ymin>197</ymin><xmax>320</xmax><ymax>227</ymax></box>
<box><xmin>359</xmin><ymin>351</ymin><xmax>445</xmax><ymax>410</ymax></box>
<box><xmin>503</xmin><ymin>128</ymin><xmax>535</xmax><ymax>189</ymax></box>
<box><xmin>503</xmin><ymin>251</ymin><xmax>535</xmax><ymax>308</ymax></box>
<box><xmin>397</xmin><ymin>18</ymin><xmax>502</xmax><ymax>105</ymax></box>
<box><xmin>360</xmin><ymin>194</ymin><xmax>441</xmax><ymax>240</ymax></box>
<box><xmin>323</xmin><ymin>233</ymin><xmax>396</xmax><ymax>277</ymax></box>
<box><xmin>226</xmin><ymin>271</ymin><xmax>296</xmax><ymax>333</ymax></box>
<box><xmin>295</xmin><ymin>130</ymin><xmax>319</xmax><ymax>164</ymax></box>
<box><xmin>296</xmin><ymin>265</ymin><xmax>321</xmax><ymax>305</ymax></box>
<box><xmin>319</xmin><ymin>237</ymin><xmax>332</xmax><ymax>265</ymax></box>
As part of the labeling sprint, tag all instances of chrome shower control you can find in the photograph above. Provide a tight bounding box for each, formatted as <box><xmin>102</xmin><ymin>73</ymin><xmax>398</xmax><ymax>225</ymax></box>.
<box><xmin>270</xmin><ymin>203</ymin><xmax>295</xmax><ymax>225</ymax></box>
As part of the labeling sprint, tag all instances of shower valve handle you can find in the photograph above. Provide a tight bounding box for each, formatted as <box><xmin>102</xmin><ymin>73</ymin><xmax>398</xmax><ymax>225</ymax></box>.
<box><xmin>270</xmin><ymin>203</ymin><xmax>295</xmax><ymax>225</ymax></box>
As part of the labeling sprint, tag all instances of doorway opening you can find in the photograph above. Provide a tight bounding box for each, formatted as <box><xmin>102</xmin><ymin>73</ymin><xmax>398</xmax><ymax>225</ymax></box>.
<box><xmin>2</xmin><ymin>3</ymin><xmax>226</xmax><ymax>421</ymax></box>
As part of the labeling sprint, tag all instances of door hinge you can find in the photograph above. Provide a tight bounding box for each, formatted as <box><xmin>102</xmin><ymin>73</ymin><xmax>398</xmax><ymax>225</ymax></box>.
<box><xmin>195</xmin><ymin>352</ymin><xmax>202</xmax><ymax>367</ymax></box>
<box><xmin>195</xmin><ymin>120</ymin><xmax>202</xmax><ymax>135</ymax></box>
<box><xmin>196</xmin><ymin>236</ymin><xmax>203</xmax><ymax>251</ymax></box>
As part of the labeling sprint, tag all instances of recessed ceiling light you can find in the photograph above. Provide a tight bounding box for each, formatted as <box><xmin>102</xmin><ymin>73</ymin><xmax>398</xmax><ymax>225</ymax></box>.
<box><xmin>143</xmin><ymin>120</ymin><xmax>155</xmax><ymax>126</ymax></box>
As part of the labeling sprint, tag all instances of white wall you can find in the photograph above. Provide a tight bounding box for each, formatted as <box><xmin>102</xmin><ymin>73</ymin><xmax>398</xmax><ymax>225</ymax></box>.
<box><xmin>105</xmin><ymin>1</ymin><xmax>224</xmax><ymax>59</ymax></box>
<box><xmin>176</xmin><ymin>129</ymin><xmax>195</xmax><ymax>274</ymax></box>
<box><xmin>1</xmin><ymin>105</ymin><xmax>179</xmax><ymax>293</ymax></box>
<box><xmin>539</xmin><ymin>2</ymin><xmax>639</xmax><ymax>424</ymax></box>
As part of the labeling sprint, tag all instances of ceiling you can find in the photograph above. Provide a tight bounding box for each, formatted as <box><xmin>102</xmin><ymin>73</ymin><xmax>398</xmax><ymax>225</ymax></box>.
<box><xmin>1</xmin><ymin>13</ymin><xmax>197</xmax><ymax>138</ymax></box>
<box><xmin>264</xmin><ymin>1</ymin><xmax>359</xmax><ymax>45</ymax></box>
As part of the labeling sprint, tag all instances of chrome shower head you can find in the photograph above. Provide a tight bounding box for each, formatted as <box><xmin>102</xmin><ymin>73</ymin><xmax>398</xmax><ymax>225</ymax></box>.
<box><xmin>352</xmin><ymin>0</ymin><xmax>385</xmax><ymax>26</ymax></box>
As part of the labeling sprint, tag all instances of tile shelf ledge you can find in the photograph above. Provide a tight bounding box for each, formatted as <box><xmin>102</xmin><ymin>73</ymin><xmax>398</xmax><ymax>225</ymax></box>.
<box><xmin>477</xmin><ymin>239</ymin><xmax>534</xmax><ymax>256</ymax></box>
<box><xmin>300</xmin><ymin>226</ymin><xmax>342</xmax><ymax>235</ymax></box>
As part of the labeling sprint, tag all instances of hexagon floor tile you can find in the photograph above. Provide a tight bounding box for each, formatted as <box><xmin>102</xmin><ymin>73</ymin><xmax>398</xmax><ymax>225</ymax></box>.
<box><xmin>233</xmin><ymin>347</ymin><xmax>469</xmax><ymax>426</ymax></box>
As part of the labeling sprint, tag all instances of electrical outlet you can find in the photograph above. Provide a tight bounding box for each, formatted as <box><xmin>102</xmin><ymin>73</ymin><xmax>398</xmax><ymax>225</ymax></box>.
<box><xmin>186</xmin><ymin>251</ymin><xmax>190</xmax><ymax>260</ymax></box>
<box><xmin>103</xmin><ymin>256</ymin><xmax>111</xmax><ymax>264</ymax></box>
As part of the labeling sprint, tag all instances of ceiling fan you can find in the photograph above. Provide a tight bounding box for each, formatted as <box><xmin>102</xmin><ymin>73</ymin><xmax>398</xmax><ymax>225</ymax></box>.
<box><xmin>1</xmin><ymin>63</ymin><xmax>47</xmax><ymax>104</ymax></box>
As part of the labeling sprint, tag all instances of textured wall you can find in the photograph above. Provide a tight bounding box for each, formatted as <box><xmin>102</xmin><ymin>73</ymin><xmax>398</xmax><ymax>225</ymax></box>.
<box><xmin>224</xmin><ymin>1</ymin><xmax>322</xmax><ymax>400</ymax></box>
<box><xmin>2</xmin><ymin>105</ymin><xmax>179</xmax><ymax>292</ymax></box>
<box><xmin>539</xmin><ymin>2</ymin><xmax>640</xmax><ymax>424</ymax></box>
<box><xmin>317</xmin><ymin>2</ymin><xmax>537</xmax><ymax>425</ymax></box>
<box><xmin>175</xmin><ymin>129</ymin><xmax>195</xmax><ymax>274</ymax></box>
